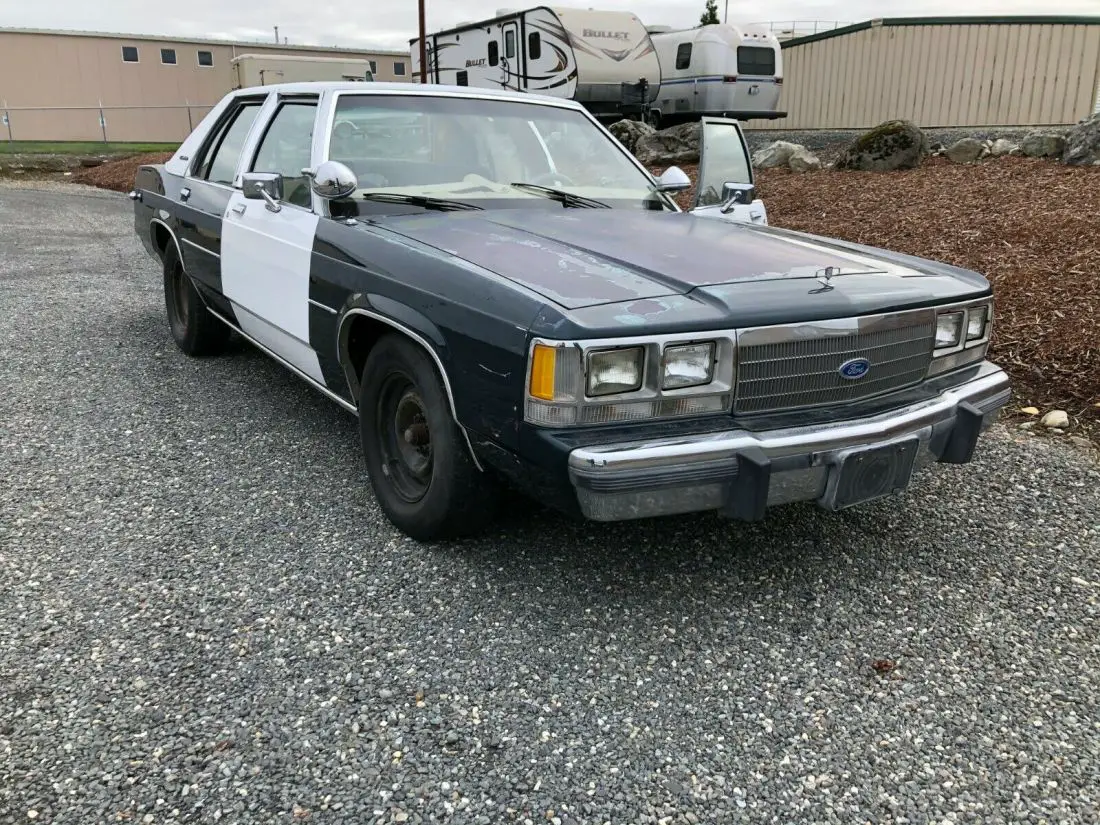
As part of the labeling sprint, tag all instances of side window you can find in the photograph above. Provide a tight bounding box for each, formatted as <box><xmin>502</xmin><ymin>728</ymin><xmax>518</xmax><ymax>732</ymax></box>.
<box><xmin>249</xmin><ymin>101</ymin><xmax>318</xmax><ymax>209</ymax></box>
<box><xmin>675</xmin><ymin>43</ymin><xmax>692</xmax><ymax>70</ymax></box>
<box><xmin>456</xmin><ymin>70</ymin><xmax>469</xmax><ymax>86</ymax></box>
<box><xmin>488</xmin><ymin>41</ymin><xmax>499</xmax><ymax>66</ymax></box>
<box><xmin>528</xmin><ymin>32</ymin><xmax>542</xmax><ymax>60</ymax></box>
<box><xmin>196</xmin><ymin>102</ymin><xmax>263</xmax><ymax>184</ymax></box>
<box><xmin>505</xmin><ymin>29</ymin><xmax>516</xmax><ymax>59</ymax></box>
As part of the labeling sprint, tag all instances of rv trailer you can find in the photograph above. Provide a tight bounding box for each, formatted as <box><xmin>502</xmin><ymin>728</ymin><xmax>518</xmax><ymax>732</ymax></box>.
<box><xmin>646</xmin><ymin>23</ymin><xmax>785</xmax><ymax>126</ymax></box>
<box><xmin>409</xmin><ymin>6</ymin><xmax>662</xmax><ymax>122</ymax></box>
<box><xmin>231</xmin><ymin>54</ymin><xmax>375</xmax><ymax>89</ymax></box>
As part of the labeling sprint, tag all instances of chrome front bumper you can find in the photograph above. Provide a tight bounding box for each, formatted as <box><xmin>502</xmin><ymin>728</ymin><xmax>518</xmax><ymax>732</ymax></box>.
<box><xmin>567</xmin><ymin>361</ymin><xmax>1012</xmax><ymax>522</ymax></box>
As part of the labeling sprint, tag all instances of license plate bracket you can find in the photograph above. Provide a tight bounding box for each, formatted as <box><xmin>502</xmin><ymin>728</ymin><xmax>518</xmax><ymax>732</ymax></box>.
<box><xmin>819</xmin><ymin>437</ymin><xmax>920</xmax><ymax>511</ymax></box>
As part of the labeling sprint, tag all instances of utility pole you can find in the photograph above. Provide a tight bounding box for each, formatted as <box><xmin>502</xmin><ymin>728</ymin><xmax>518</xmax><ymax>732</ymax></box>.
<box><xmin>418</xmin><ymin>0</ymin><xmax>428</xmax><ymax>83</ymax></box>
<box><xmin>273</xmin><ymin>25</ymin><xmax>279</xmax><ymax>44</ymax></box>
<box><xmin>724</xmin><ymin>1</ymin><xmax>729</xmax><ymax>23</ymax></box>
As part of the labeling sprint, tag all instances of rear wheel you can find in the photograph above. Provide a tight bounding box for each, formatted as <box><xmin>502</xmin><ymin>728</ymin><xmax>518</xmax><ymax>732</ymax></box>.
<box><xmin>163</xmin><ymin>245</ymin><xmax>230</xmax><ymax>356</ymax></box>
<box><xmin>359</xmin><ymin>333</ymin><xmax>497</xmax><ymax>541</ymax></box>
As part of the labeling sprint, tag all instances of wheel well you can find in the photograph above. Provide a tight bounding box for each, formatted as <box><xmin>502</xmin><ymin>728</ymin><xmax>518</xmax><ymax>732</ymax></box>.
<box><xmin>152</xmin><ymin>222</ymin><xmax>173</xmax><ymax>260</ymax></box>
<box><xmin>342</xmin><ymin>314</ymin><xmax>394</xmax><ymax>401</ymax></box>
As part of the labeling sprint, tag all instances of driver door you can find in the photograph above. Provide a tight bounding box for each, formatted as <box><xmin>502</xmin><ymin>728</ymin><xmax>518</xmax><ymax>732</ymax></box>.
<box><xmin>688</xmin><ymin>116</ymin><xmax>768</xmax><ymax>226</ymax></box>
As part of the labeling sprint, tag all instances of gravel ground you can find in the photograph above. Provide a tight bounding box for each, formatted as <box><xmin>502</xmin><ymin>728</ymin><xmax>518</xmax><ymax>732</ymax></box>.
<box><xmin>2</xmin><ymin>183</ymin><xmax>1099</xmax><ymax>825</ymax></box>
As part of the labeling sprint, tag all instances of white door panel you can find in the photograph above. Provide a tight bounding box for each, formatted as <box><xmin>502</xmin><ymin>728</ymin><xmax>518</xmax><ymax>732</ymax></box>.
<box><xmin>220</xmin><ymin>193</ymin><xmax>325</xmax><ymax>384</ymax></box>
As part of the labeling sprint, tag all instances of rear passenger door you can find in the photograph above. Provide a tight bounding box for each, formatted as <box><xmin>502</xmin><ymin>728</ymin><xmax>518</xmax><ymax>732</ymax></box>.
<box><xmin>176</xmin><ymin>94</ymin><xmax>267</xmax><ymax>297</ymax></box>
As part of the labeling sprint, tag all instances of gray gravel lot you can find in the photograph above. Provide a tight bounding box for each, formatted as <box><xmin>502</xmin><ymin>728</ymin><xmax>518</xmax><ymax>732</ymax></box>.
<box><xmin>1</xmin><ymin>183</ymin><xmax>1099</xmax><ymax>825</ymax></box>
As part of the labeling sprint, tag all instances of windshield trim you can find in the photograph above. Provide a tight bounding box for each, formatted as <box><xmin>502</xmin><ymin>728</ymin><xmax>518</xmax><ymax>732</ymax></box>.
<box><xmin>319</xmin><ymin>89</ymin><xmax>681</xmax><ymax>214</ymax></box>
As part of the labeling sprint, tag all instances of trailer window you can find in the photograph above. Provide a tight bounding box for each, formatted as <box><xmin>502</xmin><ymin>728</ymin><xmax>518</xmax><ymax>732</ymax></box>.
<box><xmin>505</xmin><ymin>29</ymin><xmax>516</xmax><ymax>59</ymax></box>
<box><xmin>456</xmin><ymin>70</ymin><xmax>469</xmax><ymax>87</ymax></box>
<box><xmin>737</xmin><ymin>46</ymin><xmax>775</xmax><ymax>76</ymax></box>
<box><xmin>675</xmin><ymin>43</ymin><xmax>692</xmax><ymax>70</ymax></box>
<box><xmin>488</xmin><ymin>41</ymin><xmax>499</xmax><ymax>66</ymax></box>
<box><xmin>528</xmin><ymin>32</ymin><xmax>542</xmax><ymax>60</ymax></box>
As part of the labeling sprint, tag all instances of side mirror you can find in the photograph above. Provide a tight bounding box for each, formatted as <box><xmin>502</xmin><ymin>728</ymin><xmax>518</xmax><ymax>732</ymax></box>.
<box><xmin>308</xmin><ymin>160</ymin><xmax>359</xmax><ymax>200</ymax></box>
<box><xmin>242</xmin><ymin>172</ymin><xmax>283</xmax><ymax>213</ymax></box>
<box><xmin>655</xmin><ymin>166</ymin><xmax>691</xmax><ymax>192</ymax></box>
<box><xmin>719</xmin><ymin>182</ymin><xmax>755</xmax><ymax>213</ymax></box>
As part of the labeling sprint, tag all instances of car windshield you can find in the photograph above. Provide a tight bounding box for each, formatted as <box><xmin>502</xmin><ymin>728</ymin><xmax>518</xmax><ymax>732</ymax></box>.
<box><xmin>325</xmin><ymin>93</ymin><xmax>671</xmax><ymax>213</ymax></box>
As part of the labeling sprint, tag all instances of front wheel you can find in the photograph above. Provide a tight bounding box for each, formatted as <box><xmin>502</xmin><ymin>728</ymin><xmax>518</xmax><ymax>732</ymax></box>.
<box><xmin>358</xmin><ymin>334</ymin><xmax>497</xmax><ymax>541</ymax></box>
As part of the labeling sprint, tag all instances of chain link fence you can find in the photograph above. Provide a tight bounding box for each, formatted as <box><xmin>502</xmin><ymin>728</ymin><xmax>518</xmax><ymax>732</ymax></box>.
<box><xmin>1</xmin><ymin>103</ymin><xmax>215</xmax><ymax>144</ymax></box>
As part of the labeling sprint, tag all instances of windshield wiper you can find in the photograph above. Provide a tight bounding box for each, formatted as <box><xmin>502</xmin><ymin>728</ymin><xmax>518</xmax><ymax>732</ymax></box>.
<box><xmin>509</xmin><ymin>182</ymin><xmax>611</xmax><ymax>209</ymax></box>
<box><xmin>360</xmin><ymin>192</ymin><xmax>483</xmax><ymax>211</ymax></box>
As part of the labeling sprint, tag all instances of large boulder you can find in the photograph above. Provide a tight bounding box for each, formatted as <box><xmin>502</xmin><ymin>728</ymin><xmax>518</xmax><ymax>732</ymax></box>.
<box><xmin>1020</xmin><ymin>131</ymin><xmax>1066</xmax><ymax>158</ymax></box>
<box><xmin>751</xmin><ymin>140</ymin><xmax>801</xmax><ymax>169</ymax></box>
<box><xmin>788</xmin><ymin>146</ymin><xmax>822</xmax><ymax>172</ymax></box>
<box><xmin>633</xmin><ymin>122</ymin><xmax>701</xmax><ymax>166</ymax></box>
<box><xmin>990</xmin><ymin>138</ymin><xmax>1019</xmax><ymax>157</ymax></box>
<box><xmin>945</xmin><ymin>137</ymin><xmax>985</xmax><ymax>163</ymax></box>
<box><xmin>834</xmin><ymin>119</ymin><xmax>929</xmax><ymax>171</ymax></box>
<box><xmin>1062</xmin><ymin>112</ymin><xmax>1100</xmax><ymax>166</ymax></box>
<box><xmin>607</xmin><ymin>118</ymin><xmax>656</xmax><ymax>155</ymax></box>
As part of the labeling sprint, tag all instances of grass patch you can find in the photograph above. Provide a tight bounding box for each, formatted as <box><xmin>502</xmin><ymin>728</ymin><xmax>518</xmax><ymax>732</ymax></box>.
<box><xmin>0</xmin><ymin>141</ymin><xmax>178</xmax><ymax>155</ymax></box>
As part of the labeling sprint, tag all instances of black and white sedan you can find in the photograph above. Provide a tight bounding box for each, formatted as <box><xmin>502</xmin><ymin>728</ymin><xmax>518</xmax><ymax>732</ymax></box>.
<box><xmin>130</xmin><ymin>81</ymin><xmax>1010</xmax><ymax>541</ymax></box>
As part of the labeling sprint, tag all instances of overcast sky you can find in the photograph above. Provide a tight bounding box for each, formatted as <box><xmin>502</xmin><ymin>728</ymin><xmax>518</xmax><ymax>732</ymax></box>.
<box><xmin>7</xmin><ymin>0</ymin><xmax>1098</xmax><ymax>51</ymax></box>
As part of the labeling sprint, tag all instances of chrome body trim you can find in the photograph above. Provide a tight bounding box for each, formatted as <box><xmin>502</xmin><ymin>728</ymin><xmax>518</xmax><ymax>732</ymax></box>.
<box><xmin>337</xmin><ymin>307</ymin><xmax>484</xmax><ymax>472</ymax></box>
<box><xmin>565</xmin><ymin>361</ymin><xmax>1011</xmax><ymax>522</ymax></box>
<box><xmin>181</xmin><ymin>237</ymin><xmax>220</xmax><ymax>258</ymax></box>
<box><xmin>308</xmin><ymin>298</ymin><xmax>339</xmax><ymax>315</ymax></box>
<box><xmin>205</xmin><ymin>306</ymin><xmax>358</xmax><ymax>415</ymax></box>
<box><xmin>149</xmin><ymin>217</ymin><xmax>183</xmax><ymax>263</ymax></box>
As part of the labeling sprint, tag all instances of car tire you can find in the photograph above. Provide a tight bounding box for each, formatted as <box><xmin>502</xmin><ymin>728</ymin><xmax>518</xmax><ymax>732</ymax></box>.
<box><xmin>359</xmin><ymin>333</ymin><xmax>497</xmax><ymax>541</ymax></box>
<box><xmin>163</xmin><ymin>245</ymin><xmax>230</xmax><ymax>357</ymax></box>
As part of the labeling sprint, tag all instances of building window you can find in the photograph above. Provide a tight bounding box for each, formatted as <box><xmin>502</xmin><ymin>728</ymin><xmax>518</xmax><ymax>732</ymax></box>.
<box><xmin>393</xmin><ymin>60</ymin><xmax>406</xmax><ymax>76</ymax></box>
<box><xmin>161</xmin><ymin>48</ymin><xmax>177</xmax><ymax>65</ymax></box>
<box><xmin>528</xmin><ymin>32</ymin><xmax>542</xmax><ymax>60</ymax></box>
<box><xmin>197</xmin><ymin>50</ymin><xmax>213</xmax><ymax>67</ymax></box>
<box><xmin>736</xmin><ymin>46</ymin><xmax>775</xmax><ymax>76</ymax></box>
<box><xmin>121</xmin><ymin>45</ymin><xmax>139</xmax><ymax>63</ymax></box>
<box><xmin>369</xmin><ymin>60</ymin><xmax>377</xmax><ymax>74</ymax></box>
<box><xmin>675</xmin><ymin>43</ymin><xmax>692</xmax><ymax>70</ymax></box>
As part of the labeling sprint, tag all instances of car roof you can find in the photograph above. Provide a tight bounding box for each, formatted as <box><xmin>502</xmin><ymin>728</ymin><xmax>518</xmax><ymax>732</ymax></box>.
<box><xmin>231</xmin><ymin>80</ymin><xmax>587</xmax><ymax>111</ymax></box>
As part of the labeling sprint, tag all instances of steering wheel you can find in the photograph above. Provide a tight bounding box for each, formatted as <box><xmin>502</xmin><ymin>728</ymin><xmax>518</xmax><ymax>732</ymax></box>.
<box><xmin>530</xmin><ymin>171</ymin><xmax>577</xmax><ymax>187</ymax></box>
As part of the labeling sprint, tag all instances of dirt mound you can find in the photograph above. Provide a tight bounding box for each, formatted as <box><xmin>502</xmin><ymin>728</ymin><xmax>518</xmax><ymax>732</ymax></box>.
<box><xmin>71</xmin><ymin>152</ymin><xmax>174</xmax><ymax>192</ymax></box>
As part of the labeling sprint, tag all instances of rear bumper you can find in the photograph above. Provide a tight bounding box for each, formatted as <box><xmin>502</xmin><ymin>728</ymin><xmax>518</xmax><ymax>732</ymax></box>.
<box><xmin>566</xmin><ymin>361</ymin><xmax>1011</xmax><ymax>522</ymax></box>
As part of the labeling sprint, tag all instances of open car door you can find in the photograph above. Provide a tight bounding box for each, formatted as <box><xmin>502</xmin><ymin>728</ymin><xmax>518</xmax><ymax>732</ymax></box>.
<box><xmin>688</xmin><ymin>116</ymin><xmax>768</xmax><ymax>226</ymax></box>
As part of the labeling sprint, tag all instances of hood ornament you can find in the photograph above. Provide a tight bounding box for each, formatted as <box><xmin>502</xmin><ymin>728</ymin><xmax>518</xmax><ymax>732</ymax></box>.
<box><xmin>810</xmin><ymin>265</ymin><xmax>839</xmax><ymax>293</ymax></box>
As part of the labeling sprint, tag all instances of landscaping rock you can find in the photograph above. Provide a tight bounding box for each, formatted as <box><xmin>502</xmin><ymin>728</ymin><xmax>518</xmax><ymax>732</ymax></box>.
<box><xmin>991</xmin><ymin>138</ymin><xmax>1019</xmax><ymax>157</ymax></box>
<box><xmin>788</xmin><ymin>146</ymin><xmax>822</xmax><ymax>172</ymax></box>
<box><xmin>834</xmin><ymin>119</ymin><xmax>930</xmax><ymax>171</ymax></box>
<box><xmin>751</xmin><ymin>140</ymin><xmax>801</xmax><ymax>169</ymax></box>
<box><xmin>1062</xmin><ymin>112</ymin><xmax>1100</xmax><ymax>166</ymax></box>
<box><xmin>607</xmin><ymin>119</ymin><xmax>656</xmax><ymax>155</ymax></box>
<box><xmin>1020</xmin><ymin>132</ymin><xmax>1066</xmax><ymax>158</ymax></box>
<box><xmin>945</xmin><ymin>138</ymin><xmax>985</xmax><ymax>163</ymax></box>
<box><xmin>633</xmin><ymin>122</ymin><xmax>700</xmax><ymax>166</ymax></box>
<box><xmin>1041</xmin><ymin>410</ymin><xmax>1070</xmax><ymax>429</ymax></box>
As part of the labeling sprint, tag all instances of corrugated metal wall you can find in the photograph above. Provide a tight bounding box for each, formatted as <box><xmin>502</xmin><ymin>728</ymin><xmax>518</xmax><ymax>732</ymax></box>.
<box><xmin>743</xmin><ymin>19</ymin><xmax>1100</xmax><ymax>130</ymax></box>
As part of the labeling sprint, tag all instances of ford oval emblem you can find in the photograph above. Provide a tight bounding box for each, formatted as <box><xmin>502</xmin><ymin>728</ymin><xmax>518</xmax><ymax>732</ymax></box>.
<box><xmin>839</xmin><ymin>358</ymin><xmax>871</xmax><ymax>379</ymax></box>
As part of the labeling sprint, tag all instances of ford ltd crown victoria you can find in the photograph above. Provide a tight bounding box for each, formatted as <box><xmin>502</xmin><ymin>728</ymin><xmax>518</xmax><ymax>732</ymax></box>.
<box><xmin>130</xmin><ymin>81</ymin><xmax>1011</xmax><ymax>541</ymax></box>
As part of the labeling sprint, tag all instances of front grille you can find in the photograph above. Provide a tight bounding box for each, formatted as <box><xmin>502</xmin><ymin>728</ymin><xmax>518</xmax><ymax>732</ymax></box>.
<box><xmin>734</xmin><ymin>313</ymin><xmax>937</xmax><ymax>414</ymax></box>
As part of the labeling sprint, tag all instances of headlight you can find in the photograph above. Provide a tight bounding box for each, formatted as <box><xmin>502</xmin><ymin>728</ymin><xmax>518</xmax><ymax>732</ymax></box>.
<box><xmin>966</xmin><ymin>305</ymin><xmax>988</xmax><ymax>341</ymax></box>
<box><xmin>586</xmin><ymin>347</ymin><xmax>644</xmax><ymax>397</ymax></box>
<box><xmin>662</xmin><ymin>342</ymin><xmax>715</xmax><ymax>389</ymax></box>
<box><xmin>935</xmin><ymin>311</ymin><xmax>964</xmax><ymax>348</ymax></box>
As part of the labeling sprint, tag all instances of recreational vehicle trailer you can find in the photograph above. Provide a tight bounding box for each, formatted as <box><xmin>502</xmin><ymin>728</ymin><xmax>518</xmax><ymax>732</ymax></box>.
<box><xmin>409</xmin><ymin>6</ymin><xmax>662</xmax><ymax>122</ymax></box>
<box><xmin>231</xmin><ymin>54</ymin><xmax>375</xmax><ymax>89</ymax></box>
<box><xmin>647</xmin><ymin>23</ymin><xmax>785</xmax><ymax>127</ymax></box>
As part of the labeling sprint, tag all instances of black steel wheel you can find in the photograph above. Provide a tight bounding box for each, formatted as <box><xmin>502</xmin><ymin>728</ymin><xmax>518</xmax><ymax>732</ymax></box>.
<box><xmin>359</xmin><ymin>333</ymin><xmax>497</xmax><ymax>541</ymax></box>
<box><xmin>162</xmin><ymin>244</ymin><xmax>230</xmax><ymax>357</ymax></box>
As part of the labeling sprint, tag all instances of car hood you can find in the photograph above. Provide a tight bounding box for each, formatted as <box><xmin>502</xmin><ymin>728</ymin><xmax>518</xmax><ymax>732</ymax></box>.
<box><xmin>373</xmin><ymin>209</ymin><xmax>989</xmax><ymax>331</ymax></box>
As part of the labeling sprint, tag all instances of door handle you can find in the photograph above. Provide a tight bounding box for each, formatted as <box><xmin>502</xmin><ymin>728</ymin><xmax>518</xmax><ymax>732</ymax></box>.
<box><xmin>180</xmin><ymin>187</ymin><xmax>191</xmax><ymax>201</ymax></box>
<box><xmin>231</xmin><ymin>203</ymin><xmax>246</xmax><ymax>215</ymax></box>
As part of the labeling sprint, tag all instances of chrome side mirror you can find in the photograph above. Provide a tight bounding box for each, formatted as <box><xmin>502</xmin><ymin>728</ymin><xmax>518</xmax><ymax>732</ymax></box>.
<box><xmin>242</xmin><ymin>172</ymin><xmax>283</xmax><ymax>213</ymax></box>
<box><xmin>719</xmin><ymin>182</ymin><xmax>756</xmax><ymax>213</ymax></box>
<box><xmin>308</xmin><ymin>160</ymin><xmax>358</xmax><ymax>200</ymax></box>
<box><xmin>655</xmin><ymin>165</ymin><xmax>691</xmax><ymax>192</ymax></box>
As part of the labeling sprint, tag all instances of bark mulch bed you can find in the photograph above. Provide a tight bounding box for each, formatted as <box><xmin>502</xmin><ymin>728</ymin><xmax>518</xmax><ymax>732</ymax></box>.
<box><xmin>79</xmin><ymin>152</ymin><xmax>1100</xmax><ymax>436</ymax></box>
